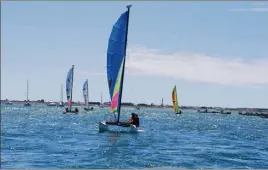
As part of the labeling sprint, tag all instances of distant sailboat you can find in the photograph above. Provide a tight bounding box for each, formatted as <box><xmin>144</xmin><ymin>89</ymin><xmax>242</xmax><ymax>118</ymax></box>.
<box><xmin>100</xmin><ymin>92</ymin><xmax>104</xmax><ymax>108</ymax></box>
<box><xmin>99</xmin><ymin>5</ymin><xmax>138</xmax><ymax>133</ymax></box>
<box><xmin>24</xmin><ymin>80</ymin><xmax>31</xmax><ymax>107</ymax></box>
<box><xmin>58</xmin><ymin>84</ymin><xmax>65</xmax><ymax>107</ymax></box>
<box><xmin>64</xmin><ymin>65</ymin><xmax>78</xmax><ymax>114</ymax></box>
<box><xmin>83</xmin><ymin>79</ymin><xmax>93</xmax><ymax>111</ymax></box>
<box><xmin>161</xmin><ymin>97</ymin><xmax>164</xmax><ymax>107</ymax></box>
<box><xmin>172</xmin><ymin>85</ymin><xmax>182</xmax><ymax>114</ymax></box>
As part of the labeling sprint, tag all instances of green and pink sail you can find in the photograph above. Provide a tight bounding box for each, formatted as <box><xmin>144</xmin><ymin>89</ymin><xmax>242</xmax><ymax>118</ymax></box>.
<box><xmin>110</xmin><ymin>57</ymin><xmax>125</xmax><ymax>112</ymax></box>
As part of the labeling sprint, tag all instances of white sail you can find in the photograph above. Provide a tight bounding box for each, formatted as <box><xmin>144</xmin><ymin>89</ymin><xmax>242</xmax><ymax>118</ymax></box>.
<box><xmin>83</xmin><ymin>80</ymin><xmax>89</xmax><ymax>108</ymax></box>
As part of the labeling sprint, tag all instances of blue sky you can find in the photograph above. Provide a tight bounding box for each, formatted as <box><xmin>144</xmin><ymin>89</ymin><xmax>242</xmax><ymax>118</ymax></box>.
<box><xmin>2</xmin><ymin>1</ymin><xmax>268</xmax><ymax>108</ymax></box>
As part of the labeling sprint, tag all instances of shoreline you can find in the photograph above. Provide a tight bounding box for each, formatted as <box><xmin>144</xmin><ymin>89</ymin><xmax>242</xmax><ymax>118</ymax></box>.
<box><xmin>1</xmin><ymin>100</ymin><xmax>268</xmax><ymax>113</ymax></box>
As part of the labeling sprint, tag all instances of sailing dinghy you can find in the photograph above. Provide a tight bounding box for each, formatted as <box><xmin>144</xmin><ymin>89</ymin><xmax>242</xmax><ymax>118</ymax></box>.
<box><xmin>83</xmin><ymin>79</ymin><xmax>93</xmax><ymax>111</ymax></box>
<box><xmin>64</xmin><ymin>65</ymin><xmax>79</xmax><ymax>114</ymax></box>
<box><xmin>99</xmin><ymin>5</ymin><xmax>138</xmax><ymax>133</ymax></box>
<box><xmin>172</xmin><ymin>85</ymin><xmax>182</xmax><ymax>114</ymax></box>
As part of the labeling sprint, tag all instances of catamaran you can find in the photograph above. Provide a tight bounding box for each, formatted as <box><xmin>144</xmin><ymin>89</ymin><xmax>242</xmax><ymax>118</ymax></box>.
<box><xmin>172</xmin><ymin>85</ymin><xmax>182</xmax><ymax>114</ymax></box>
<box><xmin>58</xmin><ymin>84</ymin><xmax>65</xmax><ymax>107</ymax></box>
<box><xmin>64</xmin><ymin>65</ymin><xmax>78</xmax><ymax>114</ymax></box>
<box><xmin>99</xmin><ymin>5</ymin><xmax>138</xmax><ymax>132</ymax></box>
<box><xmin>83</xmin><ymin>79</ymin><xmax>93</xmax><ymax>111</ymax></box>
<box><xmin>24</xmin><ymin>80</ymin><xmax>31</xmax><ymax>107</ymax></box>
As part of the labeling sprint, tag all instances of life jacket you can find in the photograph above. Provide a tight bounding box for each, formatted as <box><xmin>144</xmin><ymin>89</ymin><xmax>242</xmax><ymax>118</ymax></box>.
<box><xmin>132</xmin><ymin>116</ymin><xmax>139</xmax><ymax>127</ymax></box>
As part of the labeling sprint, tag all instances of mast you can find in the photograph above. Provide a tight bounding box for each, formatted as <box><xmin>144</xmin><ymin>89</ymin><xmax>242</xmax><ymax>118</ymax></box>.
<box><xmin>26</xmin><ymin>80</ymin><xmax>29</xmax><ymax>101</ymax></box>
<box><xmin>61</xmin><ymin>84</ymin><xmax>63</xmax><ymax>103</ymax></box>
<box><xmin>86</xmin><ymin>79</ymin><xmax>89</xmax><ymax>109</ymax></box>
<box><xmin>117</xmin><ymin>4</ymin><xmax>132</xmax><ymax>123</ymax></box>
<box><xmin>70</xmin><ymin>65</ymin><xmax>74</xmax><ymax>110</ymax></box>
<box><xmin>101</xmin><ymin>92</ymin><xmax>102</xmax><ymax>105</ymax></box>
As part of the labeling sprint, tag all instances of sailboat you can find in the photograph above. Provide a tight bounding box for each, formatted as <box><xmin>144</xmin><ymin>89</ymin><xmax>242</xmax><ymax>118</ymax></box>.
<box><xmin>58</xmin><ymin>84</ymin><xmax>65</xmax><ymax>107</ymax></box>
<box><xmin>172</xmin><ymin>85</ymin><xmax>182</xmax><ymax>114</ymax></box>
<box><xmin>99</xmin><ymin>5</ymin><xmax>138</xmax><ymax>132</ymax></box>
<box><xmin>64</xmin><ymin>65</ymin><xmax>79</xmax><ymax>114</ymax></box>
<box><xmin>161</xmin><ymin>97</ymin><xmax>164</xmax><ymax>108</ymax></box>
<box><xmin>99</xmin><ymin>92</ymin><xmax>104</xmax><ymax>108</ymax></box>
<box><xmin>24</xmin><ymin>80</ymin><xmax>31</xmax><ymax>107</ymax></box>
<box><xmin>83</xmin><ymin>79</ymin><xmax>93</xmax><ymax>111</ymax></box>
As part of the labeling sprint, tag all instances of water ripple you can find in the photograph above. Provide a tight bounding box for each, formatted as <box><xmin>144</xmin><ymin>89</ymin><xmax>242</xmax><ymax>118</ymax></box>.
<box><xmin>1</xmin><ymin>104</ymin><xmax>268</xmax><ymax>168</ymax></box>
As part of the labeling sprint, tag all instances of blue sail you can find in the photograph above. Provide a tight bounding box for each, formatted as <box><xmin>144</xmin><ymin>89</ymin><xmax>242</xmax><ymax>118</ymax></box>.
<box><xmin>66</xmin><ymin>68</ymin><xmax>73</xmax><ymax>101</ymax></box>
<box><xmin>107</xmin><ymin>11</ymin><xmax>129</xmax><ymax>100</ymax></box>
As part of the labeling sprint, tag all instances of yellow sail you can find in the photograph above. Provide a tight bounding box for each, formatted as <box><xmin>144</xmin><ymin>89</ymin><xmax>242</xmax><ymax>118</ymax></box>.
<box><xmin>172</xmin><ymin>86</ymin><xmax>180</xmax><ymax>113</ymax></box>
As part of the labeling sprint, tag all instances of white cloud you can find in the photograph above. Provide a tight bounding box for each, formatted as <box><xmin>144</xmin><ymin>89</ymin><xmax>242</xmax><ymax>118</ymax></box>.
<box><xmin>124</xmin><ymin>46</ymin><xmax>268</xmax><ymax>86</ymax></box>
<box><xmin>230</xmin><ymin>7</ymin><xmax>268</xmax><ymax>12</ymax></box>
<box><xmin>79</xmin><ymin>46</ymin><xmax>268</xmax><ymax>87</ymax></box>
<box><xmin>230</xmin><ymin>2</ymin><xmax>268</xmax><ymax>12</ymax></box>
<box><xmin>252</xmin><ymin>2</ymin><xmax>267</xmax><ymax>7</ymax></box>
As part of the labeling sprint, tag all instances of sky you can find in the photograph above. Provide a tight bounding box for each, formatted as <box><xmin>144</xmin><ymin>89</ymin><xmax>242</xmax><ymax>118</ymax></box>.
<box><xmin>1</xmin><ymin>1</ymin><xmax>268</xmax><ymax>108</ymax></box>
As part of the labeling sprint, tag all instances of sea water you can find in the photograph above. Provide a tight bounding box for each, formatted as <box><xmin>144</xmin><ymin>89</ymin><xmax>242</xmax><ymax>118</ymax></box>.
<box><xmin>1</xmin><ymin>104</ymin><xmax>268</xmax><ymax>168</ymax></box>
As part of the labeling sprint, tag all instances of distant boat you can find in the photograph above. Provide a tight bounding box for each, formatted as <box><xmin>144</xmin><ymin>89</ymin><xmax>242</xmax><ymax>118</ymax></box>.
<box><xmin>24</xmin><ymin>80</ymin><xmax>31</xmax><ymax>107</ymax></box>
<box><xmin>99</xmin><ymin>92</ymin><xmax>104</xmax><ymax>108</ymax></box>
<box><xmin>221</xmin><ymin>109</ymin><xmax>231</xmax><ymax>114</ymax></box>
<box><xmin>99</xmin><ymin>5</ymin><xmax>138</xmax><ymax>133</ymax></box>
<box><xmin>58</xmin><ymin>84</ymin><xmax>65</xmax><ymax>107</ymax></box>
<box><xmin>47</xmin><ymin>100</ymin><xmax>57</xmax><ymax>106</ymax></box>
<box><xmin>64</xmin><ymin>65</ymin><xmax>78</xmax><ymax>114</ymax></box>
<box><xmin>83</xmin><ymin>79</ymin><xmax>93</xmax><ymax>111</ymax></box>
<box><xmin>6</xmin><ymin>101</ymin><xmax>13</xmax><ymax>105</ymax></box>
<box><xmin>5</xmin><ymin>99</ymin><xmax>13</xmax><ymax>105</ymax></box>
<box><xmin>172</xmin><ymin>85</ymin><xmax>182</xmax><ymax>114</ymax></box>
<box><xmin>161</xmin><ymin>97</ymin><xmax>164</xmax><ymax>108</ymax></box>
<box><xmin>198</xmin><ymin>107</ymin><xmax>208</xmax><ymax>113</ymax></box>
<box><xmin>260</xmin><ymin>113</ymin><xmax>268</xmax><ymax>118</ymax></box>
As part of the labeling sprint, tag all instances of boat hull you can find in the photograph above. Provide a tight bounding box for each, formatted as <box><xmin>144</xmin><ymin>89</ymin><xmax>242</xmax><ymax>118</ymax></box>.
<box><xmin>84</xmin><ymin>107</ymin><xmax>94</xmax><ymax>111</ymax></box>
<box><xmin>63</xmin><ymin>111</ymin><xmax>78</xmax><ymax>114</ymax></box>
<box><xmin>221</xmin><ymin>112</ymin><xmax>231</xmax><ymax>114</ymax></box>
<box><xmin>24</xmin><ymin>103</ymin><xmax>31</xmax><ymax>107</ymax></box>
<box><xmin>99</xmin><ymin>121</ymin><xmax>138</xmax><ymax>133</ymax></box>
<box><xmin>47</xmin><ymin>104</ymin><xmax>57</xmax><ymax>106</ymax></box>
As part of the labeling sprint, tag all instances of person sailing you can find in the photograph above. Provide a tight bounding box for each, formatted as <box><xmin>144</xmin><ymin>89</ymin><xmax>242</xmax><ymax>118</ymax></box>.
<box><xmin>124</xmin><ymin>113</ymin><xmax>139</xmax><ymax>127</ymax></box>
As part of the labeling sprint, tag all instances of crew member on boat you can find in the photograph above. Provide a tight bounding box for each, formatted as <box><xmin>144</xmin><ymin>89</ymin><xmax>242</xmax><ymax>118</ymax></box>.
<box><xmin>124</xmin><ymin>113</ymin><xmax>139</xmax><ymax>127</ymax></box>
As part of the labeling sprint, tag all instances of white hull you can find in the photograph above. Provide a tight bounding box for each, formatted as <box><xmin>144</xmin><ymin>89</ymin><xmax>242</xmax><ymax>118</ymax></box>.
<box><xmin>47</xmin><ymin>103</ymin><xmax>57</xmax><ymax>106</ymax></box>
<box><xmin>99</xmin><ymin>121</ymin><xmax>138</xmax><ymax>133</ymax></box>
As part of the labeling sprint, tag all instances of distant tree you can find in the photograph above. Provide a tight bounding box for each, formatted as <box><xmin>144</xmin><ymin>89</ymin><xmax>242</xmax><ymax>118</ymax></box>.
<box><xmin>40</xmin><ymin>99</ymin><xmax>44</xmax><ymax>103</ymax></box>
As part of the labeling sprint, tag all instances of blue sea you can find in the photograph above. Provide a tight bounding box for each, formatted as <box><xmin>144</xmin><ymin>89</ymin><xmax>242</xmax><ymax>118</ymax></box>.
<box><xmin>1</xmin><ymin>104</ymin><xmax>268</xmax><ymax>168</ymax></box>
